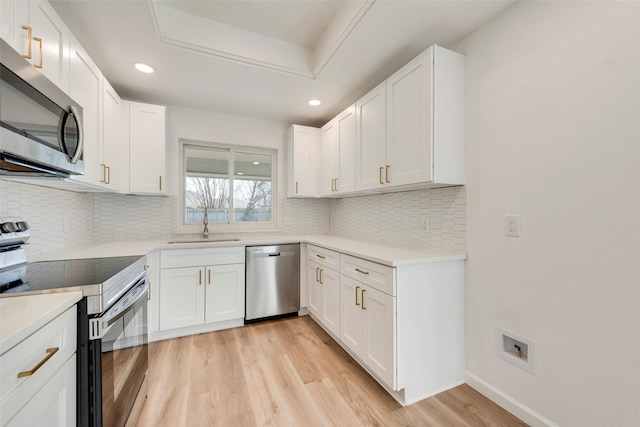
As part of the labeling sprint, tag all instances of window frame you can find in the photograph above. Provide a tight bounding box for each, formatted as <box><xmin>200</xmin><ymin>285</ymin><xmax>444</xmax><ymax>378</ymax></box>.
<box><xmin>178</xmin><ymin>139</ymin><xmax>277</xmax><ymax>234</ymax></box>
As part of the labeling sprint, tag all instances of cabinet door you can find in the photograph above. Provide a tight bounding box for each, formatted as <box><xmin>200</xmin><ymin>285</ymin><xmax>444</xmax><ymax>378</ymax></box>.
<box><xmin>159</xmin><ymin>266</ymin><xmax>204</xmax><ymax>330</ymax></box>
<box><xmin>288</xmin><ymin>125</ymin><xmax>319</xmax><ymax>197</ymax></box>
<box><xmin>68</xmin><ymin>37</ymin><xmax>103</xmax><ymax>187</ymax></box>
<box><xmin>0</xmin><ymin>0</ymin><xmax>29</xmax><ymax>55</ymax></box>
<box><xmin>355</xmin><ymin>81</ymin><xmax>387</xmax><ymax>191</ymax></box>
<box><xmin>4</xmin><ymin>354</ymin><xmax>76</xmax><ymax>427</ymax></box>
<box><xmin>386</xmin><ymin>48</ymin><xmax>433</xmax><ymax>187</ymax></box>
<box><xmin>339</xmin><ymin>275</ymin><xmax>363</xmax><ymax>356</ymax></box>
<box><xmin>307</xmin><ymin>260</ymin><xmax>323</xmax><ymax>319</ymax></box>
<box><xmin>205</xmin><ymin>264</ymin><xmax>245</xmax><ymax>323</ymax></box>
<box><xmin>320</xmin><ymin>119</ymin><xmax>339</xmax><ymax>196</ymax></box>
<box><xmin>337</xmin><ymin>105</ymin><xmax>356</xmax><ymax>193</ymax></box>
<box><xmin>321</xmin><ymin>267</ymin><xmax>340</xmax><ymax>337</ymax></box>
<box><xmin>28</xmin><ymin>1</ymin><xmax>69</xmax><ymax>92</ymax></box>
<box><xmin>129</xmin><ymin>102</ymin><xmax>166</xmax><ymax>194</ymax></box>
<box><xmin>103</xmin><ymin>79</ymin><xmax>122</xmax><ymax>191</ymax></box>
<box><xmin>362</xmin><ymin>285</ymin><xmax>396</xmax><ymax>389</ymax></box>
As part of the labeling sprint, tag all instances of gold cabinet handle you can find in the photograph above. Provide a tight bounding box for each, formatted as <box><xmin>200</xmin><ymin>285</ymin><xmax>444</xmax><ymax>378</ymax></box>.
<box><xmin>355</xmin><ymin>285</ymin><xmax>360</xmax><ymax>306</ymax></box>
<box><xmin>159</xmin><ymin>176</ymin><xmax>163</xmax><ymax>191</ymax></box>
<box><xmin>18</xmin><ymin>347</ymin><xmax>59</xmax><ymax>378</ymax></box>
<box><xmin>33</xmin><ymin>37</ymin><xmax>43</xmax><ymax>68</ymax></box>
<box><xmin>385</xmin><ymin>165</ymin><xmax>391</xmax><ymax>183</ymax></box>
<box><xmin>105</xmin><ymin>165</ymin><xmax>111</xmax><ymax>184</ymax></box>
<box><xmin>100</xmin><ymin>164</ymin><xmax>106</xmax><ymax>183</ymax></box>
<box><xmin>198</xmin><ymin>269</ymin><xmax>202</xmax><ymax>285</ymax></box>
<box><xmin>355</xmin><ymin>268</ymin><xmax>369</xmax><ymax>275</ymax></box>
<box><xmin>319</xmin><ymin>268</ymin><xmax>323</xmax><ymax>284</ymax></box>
<box><xmin>208</xmin><ymin>269</ymin><xmax>211</xmax><ymax>285</ymax></box>
<box><xmin>315</xmin><ymin>254</ymin><xmax>325</xmax><ymax>259</ymax></box>
<box><xmin>295</xmin><ymin>181</ymin><xmax>299</xmax><ymax>194</ymax></box>
<box><xmin>21</xmin><ymin>25</ymin><xmax>32</xmax><ymax>59</ymax></box>
<box><xmin>331</xmin><ymin>179</ymin><xmax>334</xmax><ymax>192</ymax></box>
<box><xmin>147</xmin><ymin>280</ymin><xmax>151</xmax><ymax>301</ymax></box>
<box><xmin>315</xmin><ymin>267</ymin><xmax>319</xmax><ymax>282</ymax></box>
<box><xmin>361</xmin><ymin>289</ymin><xmax>367</xmax><ymax>310</ymax></box>
<box><xmin>379</xmin><ymin>167</ymin><xmax>384</xmax><ymax>184</ymax></box>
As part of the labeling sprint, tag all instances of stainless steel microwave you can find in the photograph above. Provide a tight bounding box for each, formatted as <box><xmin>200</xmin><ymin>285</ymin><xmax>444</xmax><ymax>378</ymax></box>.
<box><xmin>0</xmin><ymin>38</ymin><xmax>84</xmax><ymax>177</ymax></box>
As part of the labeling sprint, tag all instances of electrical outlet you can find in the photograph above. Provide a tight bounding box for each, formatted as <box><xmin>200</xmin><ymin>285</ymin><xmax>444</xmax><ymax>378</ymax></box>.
<box><xmin>505</xmin><ymin>215</ymin><xmax>520</xmax><ymax>237</ymax></box>
<box><xmin>284</xmin><ymin>216</ymin><xmax>293</xmax><ymax>225</ymax></box>
<box><xmin>420</xmin><ymin>215</ymin><xmax>430</xmax><ymax>232</ymax></box>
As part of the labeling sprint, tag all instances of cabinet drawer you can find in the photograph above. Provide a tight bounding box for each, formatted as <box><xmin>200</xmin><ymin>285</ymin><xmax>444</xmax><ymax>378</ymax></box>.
<box><xmin>308</xmin><ymin>245</ymin><xmax>340</xmax><ymax>270</ymax></box>
<box><xmin>0</xmin><ymin>306</ymin><xmax>76</xmax><ymax>415</ymax></box>
<box><xmin>161</xmin><ymin>246</ymin><xmax>245</xmax><ymax>268</ymax></box>
<box><xmin>340</xmin><ymin>254</ymin><xmax>395</xmax><ymax>296</ymax></box>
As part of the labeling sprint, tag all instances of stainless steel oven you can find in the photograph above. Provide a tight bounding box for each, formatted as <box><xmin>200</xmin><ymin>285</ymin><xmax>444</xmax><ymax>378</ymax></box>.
<box><xmin>0</xmin><ymin>220</ymin><xmax>149</xmax><ymax>427</ymax></box>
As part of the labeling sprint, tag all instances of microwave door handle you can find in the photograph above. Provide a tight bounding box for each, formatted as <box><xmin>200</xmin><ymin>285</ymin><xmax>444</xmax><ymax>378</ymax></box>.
<box><xmin>68</xmin><ymin>105</ymin><xmax>84</xmax><ymax>164</ymax></box>
<box><xmin>101</xmin><ymin>278</ymin><xmax>149</xmax><ymax>329</ymax></box>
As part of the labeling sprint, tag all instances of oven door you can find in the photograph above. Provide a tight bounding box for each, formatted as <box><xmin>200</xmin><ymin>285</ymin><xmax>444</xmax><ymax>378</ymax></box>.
<box><xmin>96</xmin><ymin>277</ymin><xmax>149</xmax><ymax>427</ymax></box>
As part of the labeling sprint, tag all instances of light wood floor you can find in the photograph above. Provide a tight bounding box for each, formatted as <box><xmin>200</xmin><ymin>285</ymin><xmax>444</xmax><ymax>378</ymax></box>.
<box><xmin>137</xmin><ymin>315</ymin><xmax>527</xmax><ymax>426</ymax></box>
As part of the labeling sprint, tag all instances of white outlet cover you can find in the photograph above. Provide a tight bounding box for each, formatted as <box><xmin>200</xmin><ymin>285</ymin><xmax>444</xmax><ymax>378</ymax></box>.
<box><xmin>505</xmin><ymin>215</ymin><xmax>520</xmax><ymax>237</ymax></box>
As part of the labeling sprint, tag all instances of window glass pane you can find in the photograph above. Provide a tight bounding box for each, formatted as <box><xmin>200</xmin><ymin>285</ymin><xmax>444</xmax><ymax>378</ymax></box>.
<box><xmin>185</xmin><ymin>146</ymin><xmax>229</xmax><ymax>223</ymax></box>
<box><xmin>233</xmin><ymin>152</ymin><xmax>272</xmax><ymax>222</ymax></box>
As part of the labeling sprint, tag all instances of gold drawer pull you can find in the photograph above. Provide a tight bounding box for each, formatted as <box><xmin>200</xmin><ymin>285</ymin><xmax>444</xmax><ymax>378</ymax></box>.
<box><xmin>362</xmin><ymin>289</ymin><xmax>367</xmax><ymax>310</ymax></box>
<box><xmin>355</xmin><ymin>285</ymin><xmax>360</xmax><ymax>306</ymax></box>
<box><xmin>379</xmin><ymin>167</ymin><xmax>384</xmax><ymax>185</ymax></box>
<box><xmin>385</xmin><ymin>165</ymin><xmax>391</xmax><ymax>183</ymax></box>
<box><xmin>21</xmin><ymin>25</ymin><xmax>32</xmax><ymax>59</ymax></box>
<box><xmin>159</xmin><ymin>176</ymin><xmax>163</xmax><ymax>191</ymax></box>
<box><xmin>355</xmin><ymin>268</ymin><xmax>369</xmax><ymax>275</ymax></box>
<box><xmin>295</xmin><ymin>181</ymin><xmax>299</xmax><ymax>194</ymax></box>
<box><xmin>18</xmin><ymin>347</ymin><xmax>59</xmax><ymax>378</ymax></box>
<box><xmin>319</xmin><ymin>268</ymin><xmax>323</xmax><ymax>284</ymax></box>
<box><xmin>315</xmin><ymin>267</ymin><xmax>319</xmax><ymax>282</ymax></box>
<box><xmin>315</xmin><ymin>254</ymin><xmax>326</xmax><ymax>259</ymax></box>
<box><xmin>208</xmin><ymin>269</ymin><xmax>211</xmax><ymax>285</ymax></box>
<box><xmin>105</xmin><ymin>165</ymin><xmax>111</xmax><ymax>184</ymax></box>
<box><xmin>198</xmin><ymin>269</ymin><xmax>202</xmax><ymax>285</ymax></box>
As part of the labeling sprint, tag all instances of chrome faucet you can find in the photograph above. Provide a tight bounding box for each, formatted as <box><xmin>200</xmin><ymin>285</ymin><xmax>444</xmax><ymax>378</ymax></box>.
<box><xmin>203</xmin><ymin>206</ymin><xmax>209</xmax><ymax>239</ymax></box>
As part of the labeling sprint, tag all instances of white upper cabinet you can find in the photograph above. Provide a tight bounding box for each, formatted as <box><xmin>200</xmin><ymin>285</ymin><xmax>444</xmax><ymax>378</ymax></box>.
<box><xmin>1</xmin><ymin>0</ymin><xmax>29</xmax><ymax>55</ymax></box>
<box><xmin>321</xmin><ymin>105</ymin><xmax>356</xmax><ymax>196</ymax></box>
<box><xmin>68</xmin><ymin>37</ymin><xmax>104</xmax><ymax>188</ymax></box>
<box><xmin>355</xmin><ymin>82</ymin><xmax>387</xmax><ymax>191</ymax></box>
<box><xmin>128</xmin><ymin>102</ymin><xmax>167</xmax><ymax>195</ymax></box>
<box><xmin>287</xmin><ymin>124</ymin><xmax>320</xmax><ymax>197</ymax></box>
<box><xmin>356</xmin><ymin>45</ymin><xmax>465</xmax><ymax>192</ymax></box>
<box><xmin>102</xmin><ymin>79</ymin><xmax>123</xmax><ymax>192</ymax></box>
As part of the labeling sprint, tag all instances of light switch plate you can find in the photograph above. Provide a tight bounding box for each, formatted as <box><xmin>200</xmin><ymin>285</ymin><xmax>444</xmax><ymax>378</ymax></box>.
<box><xmin>505</xmin><ymin>215</ymin><xmax>520</xmax><ymax>237</ymax></box>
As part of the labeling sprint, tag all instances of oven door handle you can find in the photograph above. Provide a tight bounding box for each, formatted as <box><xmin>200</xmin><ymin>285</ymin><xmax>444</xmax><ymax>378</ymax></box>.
<box><xmin>91</xmin><ymin>277</ymin><xmax>148</xmax><ymax>340</ymax></box>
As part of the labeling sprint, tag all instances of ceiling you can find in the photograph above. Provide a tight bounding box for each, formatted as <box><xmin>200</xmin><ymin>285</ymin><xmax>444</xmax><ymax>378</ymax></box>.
<box><xmin>50</xmin><ymin>0</ymin><xmax>513</xmax><ymax>127</ymax></box>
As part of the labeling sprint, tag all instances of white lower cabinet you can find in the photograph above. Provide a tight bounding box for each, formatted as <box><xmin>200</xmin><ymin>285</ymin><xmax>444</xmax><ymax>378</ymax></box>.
<box><xmin>310</xmin><ymin>245</ymin><xmax>464</xmax><ymax>406</ymax></box>
<box><xmin>158</xmin><ymin>247</ymin><xmax>245</xmax><ymax>336</ymax></box>
<box><xmin>1</xmin><ymin>305</ymin><xmax>77</xmax><ymax>426</ymax></box>
<box><xmin>307</xmin><ymin>245</ymin><xmax>340</xmax><ymax>336</ymax></box>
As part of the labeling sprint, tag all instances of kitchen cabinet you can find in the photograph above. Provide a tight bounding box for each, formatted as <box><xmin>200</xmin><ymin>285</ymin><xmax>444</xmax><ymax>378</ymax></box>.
<box><xmin>128</xmin><ymin>101</ymin><xmax>167</xmax><ymax>195</ymax></box>
<box><xmin>356</xmin><ymin>45</ymin><xmax>465</xmax><ymax>192</ymax></box>
<box><xmin>287</xmin><ymin>124</ymin><xmax>320</xmax><ymax>197</ymax></box>
<box><xmin>0</xmin><ymin>0</ymin><xmax>29</xmax><ymax>56</ymax></box>
<box><xmin>102</xmin><ymin>79</ymin><xmax>123</xmax><ymax>191</ymax></box>
<box><xmin>306</xmin><ymin>244</ymin><xmax>465</xmax><ymax>406</ymax></box>
<box><xmin>307</xmin><ymin>245</ymin><xmax>340</xmax><ymax>336</ymax></box>
<box><xmin>159</xmin><ymin>247</ymin><xmax>245</xmax><ymax>333</ymax></box>
<box><xmin>321</xmin><ymin>105</ymin><xmax>356</xmax><ymax>196</ymax></box>
<box><xmin>1</xmin><ymin>306</ymin><xmax>77</xmax><ymax>426</ymax></box>
<box><xmin>67</xmin><ymin>36</ymin><xmax>105</xmax><ymax>189</ymax></box>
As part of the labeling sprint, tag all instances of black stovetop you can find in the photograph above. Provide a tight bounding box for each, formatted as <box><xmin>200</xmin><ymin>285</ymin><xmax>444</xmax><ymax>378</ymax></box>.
<box><xmin>0</xmin><ymin>256</ymin><xmax>144</xmax><ymax>295</ymax></box>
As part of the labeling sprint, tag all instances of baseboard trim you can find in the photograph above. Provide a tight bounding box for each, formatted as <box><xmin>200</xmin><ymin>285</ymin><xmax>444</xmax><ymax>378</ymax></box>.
<box><xmin>465</xmin><ymin>372</ymin><xmax>558</xmax><ymax>427</ymax></box>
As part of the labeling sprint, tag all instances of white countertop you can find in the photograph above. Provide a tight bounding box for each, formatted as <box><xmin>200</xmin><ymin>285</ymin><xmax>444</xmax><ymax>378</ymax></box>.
<box><xmin>35</xmin><ymin>235</ymin><xmax>465</xmax><ymax>267</ymax></box>
<box><xmin>0</xmin><ymin>291</ymin><xmax>82</xmax><ymax>354</ymax></box>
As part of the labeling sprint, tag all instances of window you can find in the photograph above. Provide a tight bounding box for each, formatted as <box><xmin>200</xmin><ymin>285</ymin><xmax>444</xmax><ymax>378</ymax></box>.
<box><xmin>182</xmin><ymin>142</ymin><xmax>275</xmax><ymax>229</ymax></box>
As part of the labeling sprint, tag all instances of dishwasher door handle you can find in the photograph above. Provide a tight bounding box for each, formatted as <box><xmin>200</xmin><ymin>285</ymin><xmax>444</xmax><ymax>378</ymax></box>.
<box><xmin>268</xmin><ymin>252</ymin><xmax>281</xmax><ymax>257</ymax></box>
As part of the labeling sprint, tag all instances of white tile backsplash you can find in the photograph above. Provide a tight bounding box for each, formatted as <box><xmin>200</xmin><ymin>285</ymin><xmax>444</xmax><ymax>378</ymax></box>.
<box><xmin>329</xmin><ymin>187</ymin><xmax>467</xmax><ymax>252</ymax></box>
<box><xmin>1</xmin><ymin>179</ymin><xmax>465</xmax><ymax>257</ymax></box>
<box><xmin>0</xmin><ymin>180</ymin><xmax>93</xmax><ymax>258</ymax></box>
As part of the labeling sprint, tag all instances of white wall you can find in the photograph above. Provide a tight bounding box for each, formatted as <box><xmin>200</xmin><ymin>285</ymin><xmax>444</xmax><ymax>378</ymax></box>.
<box><xmin>455</xmin><ymin>1</ymin><xmax>640</xmax><ymax>425</ymax></box>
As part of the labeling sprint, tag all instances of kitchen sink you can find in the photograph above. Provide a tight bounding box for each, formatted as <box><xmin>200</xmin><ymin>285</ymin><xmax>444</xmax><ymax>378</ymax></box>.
<box><xmin>168</xmin><ymin>237</ymin><xmax>241</xmax><ymax>244</ymax></box>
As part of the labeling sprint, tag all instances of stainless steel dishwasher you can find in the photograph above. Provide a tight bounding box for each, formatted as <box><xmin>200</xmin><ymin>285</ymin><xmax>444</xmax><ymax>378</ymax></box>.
<box><xmin>245</xmin><ymin>244</ymin><xmax>300</xmax><ymax>322</ymax></box>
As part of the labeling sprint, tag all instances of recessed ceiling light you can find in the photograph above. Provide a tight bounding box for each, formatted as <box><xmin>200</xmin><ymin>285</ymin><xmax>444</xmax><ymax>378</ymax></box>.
<box><xmin>253</xmin><ymin>161</ymin><xmax>260</xmax><ymax>165</ymax></box>
<box><xmin>236</xmin><ymin>172</ymin><xmax>244</xmax><ymax>175</ymax></box>
<box><xmin>134</xmin><ymin>62</ymin><xmax>155</xmax><ymax>73</ymax></box>
<box><xmin>308</xmin><ymin>99</ymin><xmax>321</xmax><ymax>106</ymax></box>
